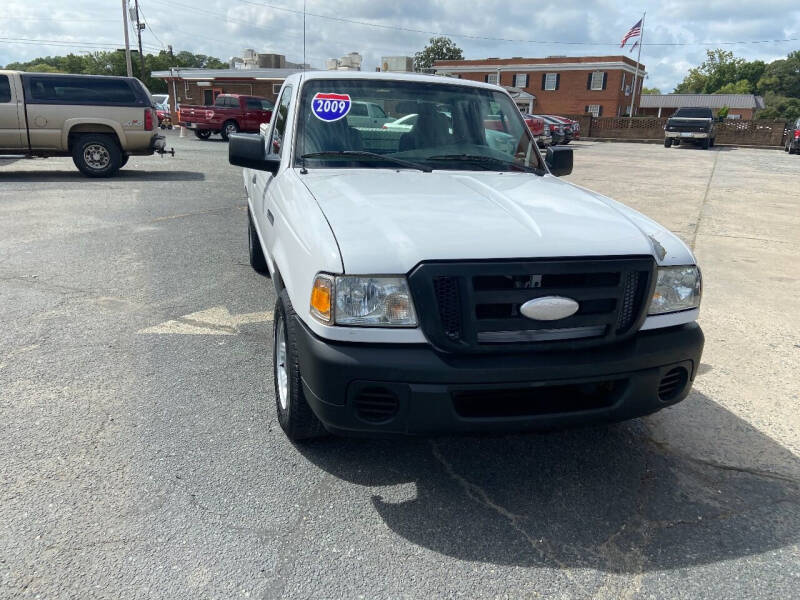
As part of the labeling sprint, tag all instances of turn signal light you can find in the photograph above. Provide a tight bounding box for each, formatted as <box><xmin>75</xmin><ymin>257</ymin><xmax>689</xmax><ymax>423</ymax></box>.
<box><xmin>310</xmin><ymin>275</ymin><xmax>333</xmax><ymax>323</ymax></box>
<box><xmin>144</xmin><ymin>108</ymin><xmax>154</xmax><ymax>131</ymax></box>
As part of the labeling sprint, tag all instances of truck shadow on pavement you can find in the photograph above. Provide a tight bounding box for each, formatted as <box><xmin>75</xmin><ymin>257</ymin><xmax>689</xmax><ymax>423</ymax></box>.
<box><xmin>0</xmin><ymin>170</ymin><xmax>205</xmax><ymax>182</ymax></box>
<box><xmin>297</xmin><ymin>391</ymin><xmax>799</xmax><ymax>573</ymax></box>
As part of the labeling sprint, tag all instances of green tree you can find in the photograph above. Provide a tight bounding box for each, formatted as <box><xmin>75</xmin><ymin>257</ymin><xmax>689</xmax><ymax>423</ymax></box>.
<box><xmin>675</xmin><ymin>49</ymin><xmax>746</xmax><ymax>93</ymax></box>
<box><xmin>2</xmin><ymin>50</ymin><xmax>228</xmax><ymax>94</ymax></box>
<box><xmin>413</xmin><ymin>36</ymin><xmax>464</xmax><ymax>71</ymax></box>
<box><xmin>714</xmin><ymin>79</ymin><xmax>752</xmax><ymax>94</ymax></box>
<box><xmin>641</xmin><ymin>86</ymin><xmax>661</xmax><ymax>94</ymax></box>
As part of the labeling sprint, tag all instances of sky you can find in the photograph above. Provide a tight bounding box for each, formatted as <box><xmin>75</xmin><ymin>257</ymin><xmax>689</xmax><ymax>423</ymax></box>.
<box><xmin>2</xmin><ymin>0</ymin><xmax>799</xmax><ymax>92</ymax></box>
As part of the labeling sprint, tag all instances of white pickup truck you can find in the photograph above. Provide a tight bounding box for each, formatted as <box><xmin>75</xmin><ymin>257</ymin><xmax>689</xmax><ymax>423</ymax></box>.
<box><xmin>229</xmin><ymin>71</ymin><xmax>704</xmax><ymax>440</ymax></box>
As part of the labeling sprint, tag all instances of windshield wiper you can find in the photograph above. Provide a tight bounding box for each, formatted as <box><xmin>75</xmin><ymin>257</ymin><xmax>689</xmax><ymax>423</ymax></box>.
<box><xmin>427</xmin><ymin>154</ymin><xmax>545</xmax><ymax>176</ymax></box>
<box><xmin>300</xmin><ymin>151</ymin><xmax>431</xmax><ymax>173</ymax></box>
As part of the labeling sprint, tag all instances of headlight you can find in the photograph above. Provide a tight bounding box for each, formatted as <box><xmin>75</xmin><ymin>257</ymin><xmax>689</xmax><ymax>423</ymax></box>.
<box><xmin>310</xmin><ymin>274</ymin><xmax>418</xmax><ymax>327</ymax></box>
<box><xmin>648</xmin><ymin>266</ymin><xmax>702</xmax><ymax>315</ymax></box>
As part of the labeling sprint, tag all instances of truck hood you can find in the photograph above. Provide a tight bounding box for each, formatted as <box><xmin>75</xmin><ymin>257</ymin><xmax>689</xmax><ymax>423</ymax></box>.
<box><xmin>300</xmin><ymin>169</ymin><xmax>695</xmax><ymax>274</ymax></box>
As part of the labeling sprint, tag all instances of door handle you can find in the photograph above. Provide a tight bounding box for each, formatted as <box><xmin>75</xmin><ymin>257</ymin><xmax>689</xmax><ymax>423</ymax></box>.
<box><xmin>251</xmin><ymin>174</ymin><xmax>256</xmax><ymax>184</ymax></box>
<box><xmin>266</xmin><ymin>209</ymin><xmax>274</xmax><ymax>225</ymax></box>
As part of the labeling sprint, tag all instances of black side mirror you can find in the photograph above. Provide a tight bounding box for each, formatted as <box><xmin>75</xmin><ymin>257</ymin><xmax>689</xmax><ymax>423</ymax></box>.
<box><xmin>546</xmin><ymin>146</ymin><xmax>573</xmax><ymax>176</ymax></box>
<box><xmin>229</xmin><ymin>133</ymin><xmax>281</xmax><ymax>175</ymax></box>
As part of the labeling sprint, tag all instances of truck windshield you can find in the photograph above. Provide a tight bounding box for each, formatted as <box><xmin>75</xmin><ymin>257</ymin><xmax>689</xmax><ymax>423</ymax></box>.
<box><xmin>673</xmin><ymin>108</ymin><xmax>712</xmax><ymax>118</ymax></box>
<box><xmin>294</xmin><ymin>78</ymin><xmax>543</xmax><ymax>173</ymax></box>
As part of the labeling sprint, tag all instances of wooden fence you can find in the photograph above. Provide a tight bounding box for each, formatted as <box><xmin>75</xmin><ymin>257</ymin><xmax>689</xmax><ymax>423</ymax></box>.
<box><xmin>567</xmin><ymin>116</ymin><xmax>788</xmax><ymax>147</ymax></box>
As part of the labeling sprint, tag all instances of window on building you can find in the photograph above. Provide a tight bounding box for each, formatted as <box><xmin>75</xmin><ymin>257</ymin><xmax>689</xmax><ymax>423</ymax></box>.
<box><xmin>514</xmin><ymin>73</ymin><xmax>528</xmax><ymax>88</ymax></box>
<box><xmin>590</xmin><ymin>71</ymin><xmax>605</xmax><ymax>91</ymax></box>
<box><xmin>485</xmin><ymin>73</ymin><xmax>498</xmax><ymax>85</ymax></box>
<box><xmin>586</xmin><ymin>104</ymin><xmax>602</xmax><ymax>117</ymax></box>
<box><xmin>273</xmin><ymin>83</ymin><xmax>282</xmax><ymax>95</ymax></box>
<box><xmin>543</xmin><ymin>72</ymin><xmax>558</xmax><ymax>91</ymax></box>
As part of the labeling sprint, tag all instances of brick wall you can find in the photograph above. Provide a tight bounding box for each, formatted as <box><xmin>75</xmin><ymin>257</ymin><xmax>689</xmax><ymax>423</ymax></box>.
<box><xmin>166</xmin><ymin>79</ymin><xmax>284</xmax><ymax>111</ymax></box>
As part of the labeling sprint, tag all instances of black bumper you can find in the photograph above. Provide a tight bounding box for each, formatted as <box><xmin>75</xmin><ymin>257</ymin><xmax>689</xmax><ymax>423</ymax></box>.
<box><xmin>295</xmin><ymin>317</ymin><xmax>704</xmax><ymax>436</ymax></box>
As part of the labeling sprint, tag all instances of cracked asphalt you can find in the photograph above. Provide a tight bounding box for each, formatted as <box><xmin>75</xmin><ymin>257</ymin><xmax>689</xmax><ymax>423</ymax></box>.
<box><xmin>1</xmin><ymin>134</ymin><xmax>799</xmax><ymax>599</ymax></box>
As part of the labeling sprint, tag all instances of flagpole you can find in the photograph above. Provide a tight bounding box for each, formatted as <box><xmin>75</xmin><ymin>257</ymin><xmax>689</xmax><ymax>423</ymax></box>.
<box><xmin>628</xmin><ymin>11</ymin><xmax>645</xmax><ymax>124</ymax></box>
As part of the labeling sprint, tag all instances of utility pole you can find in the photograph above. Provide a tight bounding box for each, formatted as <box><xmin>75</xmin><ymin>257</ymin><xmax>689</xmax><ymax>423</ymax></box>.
<box><xmin>121</xmin><ymin>0</ymin><xmax>133</xmax><ymax>77</ymax></box>
<box><xmin>134</xmin><ymin>0</ymin><xmax>146</xmax><ymax>78</ymax></box>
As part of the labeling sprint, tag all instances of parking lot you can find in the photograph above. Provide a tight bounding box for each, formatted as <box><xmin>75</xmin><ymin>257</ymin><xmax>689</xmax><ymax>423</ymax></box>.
<box><xmin>1</xmin><ymin>133</ymin><xmax>798</xmax><ymax>598</ymax></box>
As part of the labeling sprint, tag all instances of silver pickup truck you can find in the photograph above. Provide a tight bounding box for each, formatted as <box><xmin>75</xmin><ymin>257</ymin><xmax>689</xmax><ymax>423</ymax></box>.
<box><xmin>0</xmin><ymin>70</ymin><xmax>171</xmax><ymax>176</ymax></box>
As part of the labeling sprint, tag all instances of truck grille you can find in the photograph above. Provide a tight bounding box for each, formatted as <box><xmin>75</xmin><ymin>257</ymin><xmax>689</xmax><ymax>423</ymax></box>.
<box><xmin>408</xmin><ymin>257</ymin><xmax>654</xmax><ymax>354</ymax></box>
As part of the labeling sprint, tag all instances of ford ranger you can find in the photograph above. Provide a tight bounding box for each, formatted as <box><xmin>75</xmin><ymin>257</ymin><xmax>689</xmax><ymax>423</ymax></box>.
<box><xmin>229</xmin><ymin>72</ymin><xmax>704</xmax><ymax>440</ymax></box>
<box><xmin>0</xmin><ymin>71</ymin><xmax>171</xmax><ymax>177</ymax></box>
<box><xmin>178</xmin><ymin>94</ymin><xmax>273</xmax><ymax>140</ymax></box>
<box><xmin>664</xmin><ymin>107</ymin><xmax>716</xmax><ymax>149</ymax></box>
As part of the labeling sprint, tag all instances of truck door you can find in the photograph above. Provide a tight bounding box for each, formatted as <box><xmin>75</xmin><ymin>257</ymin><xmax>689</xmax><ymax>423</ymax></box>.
<box><xmin>252</xmin><ymin>85</ymin><xmax>292</xmax><ymax>253</ymax></box>
<box><xmin>0</xmin><ymin>74</ymin><xmax>26</xmax><ymax>150</ymax></box>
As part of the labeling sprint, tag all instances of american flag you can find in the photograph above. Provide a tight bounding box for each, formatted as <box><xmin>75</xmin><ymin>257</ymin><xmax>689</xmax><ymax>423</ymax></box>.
<box><xmin>620</xmin><ymin>19</ymin><xmax>642</xmax><ymax>47</ymax></box>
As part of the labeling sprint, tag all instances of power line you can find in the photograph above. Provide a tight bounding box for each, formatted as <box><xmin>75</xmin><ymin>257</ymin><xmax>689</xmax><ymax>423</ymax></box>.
<box><xmin>136</xmin><ymin>2</ymin><xmax>166</xmax><ymax>48</ymax></box>
<box><xmin>7</xmin><ymin>17</ymin><xmax>118</xmax><ymax>23</ymax></box>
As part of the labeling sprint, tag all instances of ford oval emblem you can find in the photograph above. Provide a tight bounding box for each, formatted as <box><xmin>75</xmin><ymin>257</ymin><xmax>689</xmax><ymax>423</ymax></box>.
<box><xmin>520</xmin><ymin>296</ymin><xmax>579</xmax><ymax>321</ymax></box>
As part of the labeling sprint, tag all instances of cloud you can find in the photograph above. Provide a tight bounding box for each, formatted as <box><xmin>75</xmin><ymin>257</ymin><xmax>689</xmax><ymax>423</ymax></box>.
<box><xmin>2</xmin><ymin>0</ymin><xmax>799</xmax><ymax>91</ymax></box>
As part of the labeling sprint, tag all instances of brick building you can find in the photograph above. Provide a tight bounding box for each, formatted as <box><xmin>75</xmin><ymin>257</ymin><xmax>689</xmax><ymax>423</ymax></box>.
<box><xmin>151</xmin><ymin>67</ymin><xmax>304</xmax><ymax>111</ymax></box>
<box><xmin>434</xmin><ymin>55</ymin><xmax>646</xmax><ymax>117</ymax></box>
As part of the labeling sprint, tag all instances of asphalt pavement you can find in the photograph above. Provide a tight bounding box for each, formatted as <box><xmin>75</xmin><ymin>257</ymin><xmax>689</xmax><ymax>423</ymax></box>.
<box><xmin>1</xmin><ymin>133</ymin><xmax>798</xmax><ymax>599</ymax></box>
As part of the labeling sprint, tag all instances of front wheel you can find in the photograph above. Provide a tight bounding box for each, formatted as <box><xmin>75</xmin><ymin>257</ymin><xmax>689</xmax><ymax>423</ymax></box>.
<box><xmin>664</xmin><ymin>138</ymin><xmax>672</xmax><ymax>148</ymax></box>
<box><xmin>194</xmin><ymin>129</ymin><xmax>212</xmax><ymax>140</ymax></box>
<box><xmin>220</xmin><ymin>120</ymin><xmax>239</xmax><ymax>141</ymax></box>
<box><xmin>702</xmin><ymin>138</ymin><xmax>711</xmax><ymax>150</ymax></box>
<box><xmin>71</xmin><ymin>134</ymin><xmax>122</xmax><ymax>177</ymax></box>
<box><xmin>274</xmin><ymin>290</ymin><xmax>327</xmax><ymax>441</ymax></box>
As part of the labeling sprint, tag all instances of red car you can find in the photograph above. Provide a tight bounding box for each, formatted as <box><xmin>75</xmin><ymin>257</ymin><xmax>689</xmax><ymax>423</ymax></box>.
<box><xmin>545</xmin><ymin>115</ymin><xmax>581</xmax><ymax>140</ymax></box>
<box><xmin>155</xmin><ymin>107</ymin><xmax>172</xmax><ymax>129</ymax></box>
<box><xmin>521</xmin><ymin>113</ymin><xmax>552</xmax><ymax>147</ymax></box>
<box><xmin>179</xmin><ymin>94</ymin><xmax>274</xmax><ymax>141</ymax></box>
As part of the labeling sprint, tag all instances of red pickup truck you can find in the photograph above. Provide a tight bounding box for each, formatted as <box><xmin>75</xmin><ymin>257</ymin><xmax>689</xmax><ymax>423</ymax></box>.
<box><xmin>178</xmin><ymin>94</ymin><xmax>274</xmax><ymax>140</ymax></box>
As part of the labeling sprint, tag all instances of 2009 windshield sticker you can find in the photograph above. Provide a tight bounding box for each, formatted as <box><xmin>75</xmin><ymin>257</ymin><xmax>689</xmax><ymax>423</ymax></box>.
<box><xmin>311</xmin><ymin>93</ymin><xmax>351</xmax><ymax>122</ymax></box>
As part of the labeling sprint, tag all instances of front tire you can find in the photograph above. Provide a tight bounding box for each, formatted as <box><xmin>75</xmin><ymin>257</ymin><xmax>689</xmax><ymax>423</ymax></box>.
<box><xmin>702</xmin><ymin>138</ymin><xmax>710</xmax><ymax>150</ymax></box>
<box><xmin>248</xmin><ymin>210</ymin><xmax>269</xmax><ymax>274</ymax></box>
<box><xmin>194</xmin><ymin>129</ymin><xmax>212</xmax><ymax>140</ymax></box>
<box><xmin>220</xmin><ymin>120</ymin><xmax>239</xmax><ymax>141</ymax></box>
<box><xmin>274</xmin><ymin>290</ymin><xmax>326</xmax><ymax>441</ymax></box>
<box><xmin>71</xmin><ymin>134</ymin><xmax>122</xmax><ymax>177</ymax></box>
<box><xmin>664</xmin><ymin>138</ymin><xmax>672</xmax><ymax>148</ymax></box>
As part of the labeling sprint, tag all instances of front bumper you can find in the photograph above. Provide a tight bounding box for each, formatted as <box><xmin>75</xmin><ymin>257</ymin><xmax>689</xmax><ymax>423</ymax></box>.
<box><xmin>295</xmin><ymin>317</ymin><xmax>704</xmax><ymax>436</ymax></box>
<box><xmin>665</xmin><ymin>131</ymin><xmax>710</xmax><ymax>139</ymax></box>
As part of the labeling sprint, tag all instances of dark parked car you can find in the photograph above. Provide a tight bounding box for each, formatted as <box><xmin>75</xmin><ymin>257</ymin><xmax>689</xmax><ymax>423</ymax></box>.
<box><xmin>664</xmin><ymin>107</ymin><xmax>716</xmax><ymax>149</ymax></box>
<box><xmin>785</xmin><ymin>117</ymin><xmax>800</xmax><ymax>154</ymax></box>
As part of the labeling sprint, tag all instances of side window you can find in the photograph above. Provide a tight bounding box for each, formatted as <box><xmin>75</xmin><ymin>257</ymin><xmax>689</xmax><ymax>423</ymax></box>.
<box><xmin>350</xmin><ymin>103</ymin><xmax>368</xmax><ymax>116</ymax></box>
<box><xmin>370</xmin><ymin>104</ymin><xmax>386</xmax><ymax>118</ymax></box>
<box><xmin>26</xmin><ymin>76</ymin><xmax>139</xmax><ymax>104</ymax></box>
<box><xmin>0</xmin><ymin>76</ymin><xmax>11</xmax><ymax>102</ymax></box>
<box><xmin>270</xmin><ymin>86</ymin><xmax>293</xmax><ymax>157</ymax></box>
